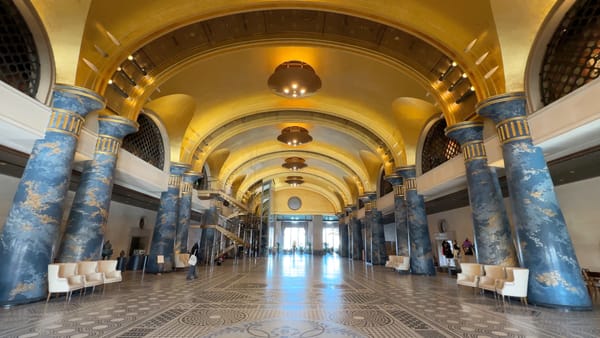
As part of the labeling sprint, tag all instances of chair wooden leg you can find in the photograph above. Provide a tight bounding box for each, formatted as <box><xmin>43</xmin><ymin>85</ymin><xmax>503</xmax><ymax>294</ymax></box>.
<box><xmin>46</xmin><ymin>293</ymin><xmax>51</xmax><ymax>303</ymax></box>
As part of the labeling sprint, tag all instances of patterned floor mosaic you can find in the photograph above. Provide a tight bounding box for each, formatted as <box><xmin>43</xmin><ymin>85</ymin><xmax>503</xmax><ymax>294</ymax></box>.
<box><xmin>1</xmin><ymin>255</ymin><xmax>599</xmax><ymax>337</ymax></box>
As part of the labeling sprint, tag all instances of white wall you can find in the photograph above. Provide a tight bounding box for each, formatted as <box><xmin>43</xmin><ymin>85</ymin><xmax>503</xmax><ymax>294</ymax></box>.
<box><xmin>427</xmin><ymin>176</ymin><xmax>600</xmax><ymax>271</ymax></box>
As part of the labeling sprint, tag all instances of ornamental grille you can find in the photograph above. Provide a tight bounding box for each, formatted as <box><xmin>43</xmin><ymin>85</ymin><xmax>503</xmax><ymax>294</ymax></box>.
<box><xmin>122</xmin><ymin>114</ymin><xmax>165</xmax><ymax>170</ymax></box>
<box><xmin>0</xmin><ymin>0</ymin><xmax>40</xmax><ymax>98</ymax></box>
<box><xmin>541</xmin><ymin>0</ymin><xmax>600</xmax><ymax>105</ymax></box>
<box><xmin>421</xmin><ymin>119</ymin><xmax>461</xmax><ymax>174</ymax></box>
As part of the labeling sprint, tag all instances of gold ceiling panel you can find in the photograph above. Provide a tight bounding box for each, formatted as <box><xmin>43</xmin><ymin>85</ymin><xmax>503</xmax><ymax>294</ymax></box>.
<box><xmin>28</xmin><ymin>0</ymin><xmax>557</xmax><ymax>210</ymax></box>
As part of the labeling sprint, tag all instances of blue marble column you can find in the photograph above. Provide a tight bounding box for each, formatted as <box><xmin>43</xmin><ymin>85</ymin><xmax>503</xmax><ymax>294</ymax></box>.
<box><xmin>359</xmin><ymin>195</ymin><xmax>371</xmax><ymax>263</ymax></box>
<box><xmin>397</xmin><ymin>166</ymin><xmax>436</xmax><ymax>275</ymax></box>
<box><xmin>350</xmin><ymin>207</ymin><xmax>362</xmax><ymax>260</ymax></box>
<box><xmin>146</xmin><ymin>162</ymin><xmax>190</xmax><ymax>273</ymax></box>
<box><xmin>0</xmin><ymin>85</ymin><xmax>105</xmax><ymax>306</ymax></box>
<box><xmin>199</xmin><ymin>206</ymin><xmax>218</xmax><ymax>264</ymax></box>
<box><xmin>175</xmin><ymin>171</ymin><xmax>202</xmax><ymax>255</ymax></box>
<box><xmin>57</xmin><ymin>114</ymin><xmax>138</xmax><ymax>262</ymax></box>
<box><xmin>385</xmin><ymin>173</ymin><xmax>409</xmax><ymax>256</ymax></box>
<box><xmin>365</xmin><ymin>193</ymin><xmax>386</xmax><ymax>265</ymax></box>
<box><xmin>338</xmin><ymin>217</ymin><xmax>349</xmax><ymax>257</ymax></box>
<box><xmin>445</xmin><ymin>121</ymin><xmax>518</xmax><ymax>266</ymax></box>
<box><xmin>477</xmin><ymin>92</ymin><xmax>590</xmax><ymax>309</ymax></box>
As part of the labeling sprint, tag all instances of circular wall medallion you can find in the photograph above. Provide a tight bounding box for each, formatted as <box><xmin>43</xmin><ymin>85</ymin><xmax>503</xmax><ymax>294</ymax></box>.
<box><xmin>288</xmin><ymin>196</ymin><xmax>302</xmax><ymax>210</ymax></box>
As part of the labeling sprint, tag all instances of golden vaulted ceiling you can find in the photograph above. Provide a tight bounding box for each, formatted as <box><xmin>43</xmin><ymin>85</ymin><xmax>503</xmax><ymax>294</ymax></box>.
<box><xmin>31</xmin><ymin>0</ymin><xmax>556</xmax><ymax>214</ymax></box>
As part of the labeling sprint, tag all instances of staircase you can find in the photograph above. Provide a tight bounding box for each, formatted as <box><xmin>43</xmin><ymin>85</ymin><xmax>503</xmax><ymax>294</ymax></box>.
<box><xmin>202</xmin><ymin>224</ymin><xmax>248</xmax><ymax>257</ymax></box>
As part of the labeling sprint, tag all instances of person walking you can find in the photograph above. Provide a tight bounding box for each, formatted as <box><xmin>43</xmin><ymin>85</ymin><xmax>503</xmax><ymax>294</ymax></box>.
<box><xmin>186</xmin><ymin>240</ymin><xmax>200</xmax><ymax>280</ymax></box>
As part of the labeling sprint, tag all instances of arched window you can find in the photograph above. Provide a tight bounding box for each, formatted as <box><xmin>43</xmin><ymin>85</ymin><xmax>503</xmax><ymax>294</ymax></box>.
<box><xmin>122</xmin><ymin>114</ymin><xmax>165</xmax><ymax>170</ymax></box>
<box><xmin>541</xmin><ymin>0</ymin><xmax>600</xmax><ymax>105</ymax></box>
<box><xmin>421</xmin><ymin>119</ymin><xmax>461</xmax><ymax>174</ymax></box>
<box><xmin>0</xmin><ymin>1</ymin><xmax>40</xmax><ymax>98</ymax></box>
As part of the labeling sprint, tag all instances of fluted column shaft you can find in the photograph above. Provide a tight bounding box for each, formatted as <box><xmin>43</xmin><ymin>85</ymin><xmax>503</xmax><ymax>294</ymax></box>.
<box><xmin>385</xmin><ymin>174</ymin><xmax>409</xmax><ymax>256</ymax></box>
<box><xmin>446</xmin><ymin>121</ymin><xmax>517</xmax><ymax>266</ymax></box>
<box><xmin>0</xmin><ymin>85</ymin><xmax>105</xmax><ymax>306</ymax></box>
<box><xmin>57</xmin><ymin>115</ymin><xmax>138</xmax><ymax>262</ymax></box>
<box><xmin>175</xmin><ymin>171</ymin><xmax>201</xmax><ymax>255</ymax></box>
<box><xmin>147</xmin><ymin>162</ymin><xmax>190</xmax><ymax>273</ymax></box>
<box><xmin>397</xmin><ymin>166</ymin><xmax>435</xmax><ymax>275</ymax></box>
<box><xmin>477</xmin><ymin>92</ymin><xmax>590</xmax><ymax>309</ymax></box>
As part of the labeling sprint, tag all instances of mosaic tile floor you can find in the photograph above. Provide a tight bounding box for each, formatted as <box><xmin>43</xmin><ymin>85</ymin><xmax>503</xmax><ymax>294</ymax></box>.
<box><xmin>1</xmin><ymin>254</ymin><xmax>599</xmax><ymax>337</ymax></box>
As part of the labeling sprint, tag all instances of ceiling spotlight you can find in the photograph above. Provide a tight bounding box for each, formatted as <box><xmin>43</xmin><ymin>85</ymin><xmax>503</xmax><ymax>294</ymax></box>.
<box><xmin>282</xmin><ymin>157</ymin><xmax>308</xmax><ymax>171</ymax></box>
<box><xmin>268</xmin><ymin>60</ymin><xmax>321</xmax><ymax>98</ymax></box>
<box><xmin>277</xmin><ymin>126</ymin><xmax>313</xmax><ymax>146</ymax></box>
<box><xmin>285</xmin><ymin>175</ymin><xmax>304</xmax><ymax>186</ymax></box>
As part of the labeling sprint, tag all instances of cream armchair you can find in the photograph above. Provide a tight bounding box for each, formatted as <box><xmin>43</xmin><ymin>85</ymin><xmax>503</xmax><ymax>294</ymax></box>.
<box><xmin>457</xmin><ymin>263</ymin><xmax>483</xmax><ymax>293</ymax></box>
<box><xmin>47</xmin><ymin>264</ymin><xmax>84</xmax><ymax>302</ymax></box>
<box><xmin>174</xmin><ymin>253</ymin><xmax>190</xmax><ymax>269</ymax></box>
<box><xmin>97</xmin><ymin>260</ymin><xmax>122</xmax><ymax>287</ymax></box>
<box><xmin>480</xmin><ymin>265</ymin><xmax>506</xmax><ymax>298</ymax></box>
<box><xmin>496</xmin><ymin>267</ymin><xmax>529</xmax><ymax>307</ymax></box>
<box><xmin>77</xmin><ymin>261</ymin><xmax>104</xmax><ymax>295</ymax></box>
<box><xmin>394</xmin><ymin>256</ymin><xmax>410</xmax><ymax>272</ymax></box>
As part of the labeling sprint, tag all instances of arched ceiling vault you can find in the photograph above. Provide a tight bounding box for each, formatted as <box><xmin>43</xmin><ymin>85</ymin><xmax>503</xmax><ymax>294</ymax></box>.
<box><xmin>225</xmin><ymin>155</ymin><xmax>357</xmax><ymax>203</ymax></box>
<box><xmin>31</xmin><ymin>0</ymin><xmax>558</xmax><ymax>212</ymax></box>
<box><xmin>240</xmin><ymin>169</ymin><xmax>350</xmax><ymax>209</ymax></box>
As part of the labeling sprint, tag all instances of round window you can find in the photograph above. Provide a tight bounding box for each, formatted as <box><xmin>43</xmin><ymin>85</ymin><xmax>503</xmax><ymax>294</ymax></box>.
<box><xmin>287</xmin><ymin>196</ymin><xmax>302</xmax><ymax>210</ymax></box>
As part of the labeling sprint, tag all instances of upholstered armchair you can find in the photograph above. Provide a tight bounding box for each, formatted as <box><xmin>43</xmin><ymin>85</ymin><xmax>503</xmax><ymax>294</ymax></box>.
<box><xmin>495</xmin><ymin>267</ymin><xmax>529</xmax><ymax>307</ymax></box>
<box><xmin>456</xmin><ymin>263</ymin><xmax>483</xmax><ymax>293</ymax></box>
<box><xmin>394</xmin><ymin>256</ymin><xmax>410</xmax><ymax>272</ymax></box>
<box><xmin>47</xmin><ymin>264</ymin><xmax>84</xmax><ymax>302</ymax></box>
<box><xmin>174</xmin><ymin>253</ymin><xmax>190</xmax><ymax>269</ymax></box>
<box><xmin>77</xmin><ymin>261</ymin><xmax>104</xmax><ymax>295</ymax></box>
<box><xmin>385</xmin><ymin>255</ymin><xmax>399</xmax><ymax>269</ymax></box>
<box><xmin>479</xmin><ymin>265</ymin><xmax>506</xmax><ymax>296</ymax></box>
<box><xmin>97</xmin><ymin>260</ymin><xmax>122</xmax><ymax>287</ymax></box>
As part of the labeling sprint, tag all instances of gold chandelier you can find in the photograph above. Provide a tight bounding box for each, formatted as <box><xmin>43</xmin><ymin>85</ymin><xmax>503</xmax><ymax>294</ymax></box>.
<box><xmin>268</xmin><ymin>60</ymin><xmax>322</xmax><ymax>98</ymax></box>
<box><xmin>285</xmin><ymin>175</ymin><xmax>304</xmax><ymax>187</ymax></box>
<box><xmin>282</xmin><ymin>157</ymin><xmax>308</xmax><ymax>171</ymax></box>
<box><xmin>277</xmin><ymin>126</ymin><xmax>313</xmax><ymax>146</ymax></box>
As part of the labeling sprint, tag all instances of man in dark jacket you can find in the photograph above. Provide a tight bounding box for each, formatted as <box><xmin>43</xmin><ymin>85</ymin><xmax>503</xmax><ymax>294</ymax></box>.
<box><xmin>186</xmin><ymin>241</ymin><xmax>200</xmax><ymax>280</ymax></box>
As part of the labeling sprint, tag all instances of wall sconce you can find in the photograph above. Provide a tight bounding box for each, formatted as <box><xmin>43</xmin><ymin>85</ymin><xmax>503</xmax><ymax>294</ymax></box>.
<box><xmin>108</xmin><ymin>79</ymin><xmax>128</xmax><ymax>98</ymax></box>
<box><xmin>438</xmin><ymin>61</ymin><xmax>457</xmax><ymax>81</ymax></box>
<box><xmin>117</xmin><ymin>67</ymin><xmax>136</xmax><ymax>86</ymax></box>
<box><xmin>448</xmin><ymin>73</ymin><xmax>468</xmax><ymax>92</ymax></box>
<box><xmin>456</xmin><ymin>86</ymin><xmax>476</xmax><ymax>104</ymax></box>
<box><xmin>128</xmin><ymin>54</ymin><xmax>147</xmax><ymax>76</ymax></box>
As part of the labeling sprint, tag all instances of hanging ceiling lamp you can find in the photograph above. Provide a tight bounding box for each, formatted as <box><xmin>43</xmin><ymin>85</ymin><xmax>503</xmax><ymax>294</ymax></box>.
<box><xmin>285</xmin><ymin>175</ymin><xmax>304</xmax><ymax>187</ymax></box>
<box><xmin>277</xmin><ymin>126</ymin><xmax>313</xmax><ymax>146</ymax></box>
<box><xmin>268</xmin><ymin>60</ymin><xmax>322</xmax><ymax>98</ymax></box>
<box><xmin>282</xmin><ymin>157</ymin><xmax>308</xmax><ymax>171</ymax></box>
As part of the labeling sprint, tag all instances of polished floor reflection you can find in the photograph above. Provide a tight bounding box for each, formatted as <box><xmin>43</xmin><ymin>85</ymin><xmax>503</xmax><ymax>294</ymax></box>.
<box><xmin>1</xmin><ymin>254</ymin><xmax>599</xmax><ymax>337</ymax></box>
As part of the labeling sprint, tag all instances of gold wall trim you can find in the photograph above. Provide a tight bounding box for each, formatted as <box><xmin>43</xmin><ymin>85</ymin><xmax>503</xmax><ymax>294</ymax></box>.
<box><xmin>462</xmin><ymin>141</ymin><xmax>487</xmax><ymax>162</ymax></box>
<box><xmin>168</xmin><ymin>175</ymin><xmax>182</xmax><ymax>188</ymax></box>
<box><xmin>405</xmin><ymin>177</ymin><xmax>417</xmax><ymax>191</ymax></box>
<box><xmin>46</xmin><ymin>110</ymin><xmax>84</xmax><ymax>136</ymax></box>
<box><xmin>475</xmin><ymin>91</ymin><xmax>526</xmax><ymax>113</ymax></box>
<box><xmin>496</xmin><ymin>117</ymin><xmax>531</xmax><ymax>144</ymax></box>
<box><xmin>53</xmin><ymin>84</ymin><xmax>105</xmax><ymax>104</ymax></box>
<box><xmin>95</xmin><ymin>135</ymin><xmax>121</xmax><ymax>155</ymax></box>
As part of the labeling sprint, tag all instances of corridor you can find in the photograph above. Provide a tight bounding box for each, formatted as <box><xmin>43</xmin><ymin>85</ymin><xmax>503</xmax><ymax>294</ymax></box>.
<box><xmin>1</xmin><ymin>255</ymin><xmax>599</xmax><ymax>337</ymax></box>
